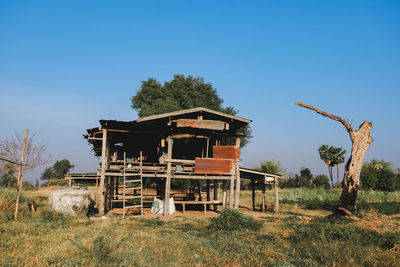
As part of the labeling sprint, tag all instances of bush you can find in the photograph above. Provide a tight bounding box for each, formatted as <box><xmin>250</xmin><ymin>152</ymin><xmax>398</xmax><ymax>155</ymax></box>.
<box><xmin>209</xmin><ymin>208</ymin><xmax>262</xmax><ymax>231</ymax></box>
<box><xmin>361</xmin><ymin>159</ymin><xmax>400</xmax><ymax>191</ymax></box>
<box><xmin>313</xmin><ymin>175</ymin><xmax>330</xmax><ymax>189</ymax></box>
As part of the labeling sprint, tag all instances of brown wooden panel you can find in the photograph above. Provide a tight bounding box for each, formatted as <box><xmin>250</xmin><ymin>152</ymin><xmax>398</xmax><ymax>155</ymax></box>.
<box><xmin>175</xmin><ymin>119</ymin><xmax>228</xmax><ymax>131</ymax></box>
<box><xmin>213</xmin><ymin>146</ymin><xmax>239</xmax><ymax>160</ymax></box>
<box><xmin>194</xmin><ymin>158</ymin><xmax>234</xmax><ymax>175</ymax></box>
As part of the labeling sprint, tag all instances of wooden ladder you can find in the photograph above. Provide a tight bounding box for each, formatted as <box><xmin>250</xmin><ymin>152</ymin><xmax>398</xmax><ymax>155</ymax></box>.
<box><xmin>122</xmin><ymin>151</ymin><xmax>143</xmax><ymax>217</ymax></box>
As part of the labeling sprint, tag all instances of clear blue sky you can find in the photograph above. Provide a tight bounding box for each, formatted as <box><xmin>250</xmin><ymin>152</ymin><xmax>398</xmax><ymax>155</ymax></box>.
<box><xmin>1</xmin><ymin>1</ymin><xmax>399</xmax><ymax>182</ymax></box>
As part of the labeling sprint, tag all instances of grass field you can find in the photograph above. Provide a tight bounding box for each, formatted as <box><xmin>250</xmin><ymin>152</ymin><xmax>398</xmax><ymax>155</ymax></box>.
<box><xmin>1</xmin><ymin>187</ymin><xmax>400</xmax><ymax>266</ymax></box>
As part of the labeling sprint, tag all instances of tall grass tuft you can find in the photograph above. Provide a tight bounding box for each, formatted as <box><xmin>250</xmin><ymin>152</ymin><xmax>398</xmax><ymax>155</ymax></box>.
<box><xmin>0</xmin><ymin>187</ymin><xmax>35</xmax><ymax>221</ymax></box>
<box><xmin>209</xmin><ymin>208</ymin><xmax>262</xmax><ymax>231</ymax></box>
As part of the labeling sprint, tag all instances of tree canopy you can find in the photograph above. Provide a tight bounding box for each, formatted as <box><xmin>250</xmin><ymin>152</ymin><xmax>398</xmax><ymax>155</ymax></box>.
<box><xmin>40</xmin><ymin>159</ymin><xmax>74</xmax><ymax>181</ymax></box>
<box><xmin>360</xmin><ymin>159</ymin><xmax>400</xmax><ymax>191</ymax></box>
<box><xmin>318</xmin><ymin>145</ymin><xmax>346</xmax><ymax>188</ymax></box>
<box><xmin>131</xmin><ymin>74</ymin><xmax>252</xmax><ymax>147</ymax></box>
<box><xmin>253</xmin><ymin>160</ymin><xmax>285</xmax><ymax>175</ymax></box>
<box><xmin>0</xmin><ymin>163</ymin><xmax>17</xmax><ymax>188</ymax></box>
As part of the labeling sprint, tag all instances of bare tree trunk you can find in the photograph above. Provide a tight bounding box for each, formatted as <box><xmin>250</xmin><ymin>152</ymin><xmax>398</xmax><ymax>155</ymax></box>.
<box><xmin>340</xmin><ymin>121</ymin><xmax>373</xmax><ymax>207</ymax></box>
<box><xmin>14</xmin><ymin>129</ymin><xmax>28</xmax><ymax>220</ymax></box>
<box><xmin>295</xmin><ymin>102</ymin><xmax>373</xmax><ymax>210</ymax></box>
<box><xmin>328</xmin><ymin>166</ymin><xmax>334</xmax><ymax>189</ymax></box>
<box><xmin>336</xmin><ymin>164</ymin><xmax>340</xmax><ymax>187</ymax></box>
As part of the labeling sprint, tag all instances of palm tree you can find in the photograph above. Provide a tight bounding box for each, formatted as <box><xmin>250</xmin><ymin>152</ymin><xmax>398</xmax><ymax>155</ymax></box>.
<box><xmin>332</xmin><ymin>148</ymin><xmax>346</xmax><ymax>187</ymax></box>
<box><xmin>318</xmin><ymin>145</ymin><xmax>335</xmax><ymax>188</ymax></box>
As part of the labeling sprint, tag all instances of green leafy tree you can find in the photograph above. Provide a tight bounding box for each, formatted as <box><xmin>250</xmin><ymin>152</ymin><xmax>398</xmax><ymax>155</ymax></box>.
<box><xmin>318</xmin><ymin>145</ymin><xmax>335</xmax><ymax>188</ymax></box>
<box><xmin>0</xmin><ymin>163</ymin><xmax>17</xmax><ymax>188</ymax></box>
<box><xmin>313</xmin><ymin>174</ymin><xmax>330</xmax><ymax>189</ymax></box>
<box><xmin>253</xmin><ymin>160</ymin><xmax>285</xmax><ymax>175</ymax></box>
<box><xmin>53</xmin><ymin>159</ymin><xmax>74</xmax><ymax>178</ymax></box>
<box><xmin>296</xmin><ymin>168</ymin><xmax>313</xmax><ymax>188</ymax></box>
<box><xmin>40</xmin><ymin>167</ymin><xmax>54</xmax><ymax>181</ymax></box>
<box><xmin>318</xmin><ymin>145</ymin><xmax>346</xmax><ymax>188</ymax></box>
<box><xmin>131</xmin><ymin>74</ymin><xmax>252</xmax><ymax>147</ymax></box>
<box><xmin>331</xmin><ymin>147</ymin><xmax>346</xmax><ymax>187</ymax></box>
<box><xmin>360</xmin><ymin>159</ymin><xmax>399</xmax><ymax>191</ymax></box>
<box><xmin>252</xmin><ymin>160</ymin><xmax>286</xmax><ymax>189</ymax></box>
<box><xmin>40</xmin><ymin>159</ymin><xmax>74</xmax><ymax>182</ymax></box>
<box><xmin>280</xmin><ymin>168</ymin><xmax>313</xmax><ymax>188</ymax></box>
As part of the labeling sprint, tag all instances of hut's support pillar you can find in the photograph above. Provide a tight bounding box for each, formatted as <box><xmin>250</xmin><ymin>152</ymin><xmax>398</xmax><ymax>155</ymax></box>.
<box><xmin>234</xmin><ymin>162</ymin><xmax>241</xmax><ymax>209</ymax></box>
<box><xmin>98</xmin><ymin>129</ymin><xmax>109</xmax><ymax>216</ymax></box>
<box><xmin>206</xmin><ymin>179</ymin><xmax>210</xmax><ymax>210</ymax></box>
<box><xmin>274</xmin><ymin>180</ymin><xmax>279</xmax><ymax>213</ymax></box>
<box><xmin>213</xmin><ymin>180</ymin><xmax>218</xmax><ymax>211</ymax></box>
<box><xmin>251</xmin><ymin>179</ymin><xmax>256</xmax><ymax>211</ymax></box>
<box><xmin>164</xmin><ymin>138</ymin><xmax>172</xmax><ymax>216</ymax></box>
<box><xmin>234</xmin><ymin>137</ymin><xmax>241</xmax><ymax>210</ymax></box>
<box><xmin>222</xmin><ymin>180</ymin><xmax>227</xmax><ymax>208</ymax></box>
<box><xmin>229</xmin><ymin>175</ymin><xmax>234</xmax><ymax>208</ymax></box>
<box><xmin>262</xmin><ymin>184</ymin><xmax>266</xmax><ymax>213</ymax></box>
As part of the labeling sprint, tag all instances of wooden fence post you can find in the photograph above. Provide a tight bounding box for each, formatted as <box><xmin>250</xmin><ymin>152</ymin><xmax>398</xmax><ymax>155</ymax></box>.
<box><xmin>14</xmin><ymin>129</ymin><xmax>28</xmax><ymax>220</ymax></box>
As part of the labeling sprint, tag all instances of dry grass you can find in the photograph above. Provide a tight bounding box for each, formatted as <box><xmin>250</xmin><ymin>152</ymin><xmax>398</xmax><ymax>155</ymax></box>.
<box><xmin>1</xmin><ymin>187</ymin><xmax>400</xmax><ymax>266</ymax></box>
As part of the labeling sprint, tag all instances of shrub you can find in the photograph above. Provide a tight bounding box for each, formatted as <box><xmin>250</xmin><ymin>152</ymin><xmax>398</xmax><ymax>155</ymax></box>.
<box><xmin>313</xmin><ymin>174</ymin><xmax>330</xmax><ymax>189</ymax></box>
<box><xmin>361</xmin><ymin>159</ymin><xmax>399</xmax><ymax>191</ymax></box>
<box><xmin>209</xmin><ymin>208</ymin><xmax>262</xmax><ymax>231</ymax></box>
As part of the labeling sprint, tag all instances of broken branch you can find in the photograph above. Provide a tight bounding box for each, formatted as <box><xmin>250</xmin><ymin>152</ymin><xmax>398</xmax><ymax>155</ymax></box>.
<box><xmin>294</xmin><ymin>101</ymin><xmax>354</xmax><ymax>135</ymax></box>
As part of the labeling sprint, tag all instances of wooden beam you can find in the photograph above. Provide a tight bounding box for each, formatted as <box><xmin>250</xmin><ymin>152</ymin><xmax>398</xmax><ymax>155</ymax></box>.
<box><xmin>274</xmin><ymin>182</ymin><xmax>279</xmax><ymax>213</ymax></box>
<box><xmin>14</xmin><ymin>129</ymin><xmax>28</xmax><ymax>220</ymax></box>
<box><xmin>98</xmin><ymin>129</ymin><xmax>108</xmax><ymax>216</ymax></box>
<box><xmin>229</xmin><ymin>175</ymin><xmax>234</xmax><ymax>208</ymax></box>
<box><xmin>234</xmin><ymin>162</ymin><xmax>241</xmax><ymax>209</ymax></box>
<box><xmin>235</xmin><ymin>136</ymin><xmax>241</xmax><ymax>148</ymax></box>
<box><xmin>222</xmin><ymin>180</ymin><xmax>227</xmax><ymax>208</ymax></box>
<box><xmin>160</xmin><ymin>159</ymin><xmax>195</xmax><ymax>164</ymax></box>
<box><xmin>262</xmin><ymin>184</ymin><xmax>266</xmax><ymax>213</ymax></box>
<box><xmin>213</xmin><ymin>180</ymin><xmax>218</xmax><ymax>211</ymax></box>
<box><xmin>164</xmin><ymin>137</ymin><xmax>173</xmax><ymax>216</ymax></box>
<box><xmin>173</xmin><ymin>119</ymin><xmax>228</xmax><ymax>131</ymax></box>
<box><xmin>206</xmin><ymin>180</ymin><xmax>210</xmax><ymax>211</ymax></box>
<box><xmin>251</xmin><ymin>179</ymin><xmax>256</xmax><ymax>211</ymax></box>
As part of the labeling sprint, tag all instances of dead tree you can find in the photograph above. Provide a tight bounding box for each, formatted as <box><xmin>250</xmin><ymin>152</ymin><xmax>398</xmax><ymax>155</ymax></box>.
<box><xmin>0</xmin><ymin>130</ymin><xmax>48</xmax><ymax>219</ymax></box>
<box><xmin>295</xmin><ymin>101</ymin><xmax>373</xmax><ymax>209</ymax></box>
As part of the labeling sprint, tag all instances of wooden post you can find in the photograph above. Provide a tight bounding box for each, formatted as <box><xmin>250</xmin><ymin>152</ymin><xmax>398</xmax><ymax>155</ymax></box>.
<box><xmin>68</xmin><ymin>175</ymin><xmax>72</xmax><ymax>187</ymax></box>
<box><xmin>274</xmin><ymin>180</ymin><xmax>279</xmax><ymax>213</ymax></box>
<box><xmin>197</xmin><ymin>180</ymin><xmax>202</xmax><ymax>201</ymax></box>
<box><xmin>234</xmin><ymin>137</ymin><xmax>241</xmax><ymax>210</ymax></box>
<box><xmin>213</xmin><ymin>180</ymin><xmax>218</xmax><ymax>211</ymax></box>
<box><xmin>95</xmin><ymin>175</ymin><xmax>99</xmax><ymax>208</ymax></box>
<box><xmin>222</xmin><ymin>180</ymin><xmax>227</xmax><ymax>208</ymax></box>
<box><xmin>206</xmin><ymin>179</ymin><xmax>210</xmax><ymax>211</ymax></box>
<box><xmin>262</xmin><ymin>184</ymin><xmax>266</xmax><ymax>213</ymax></box>
<box><xmin>14</xmin><ymin>129</ymin><xmax>28</xmax><ymax>220</ymax></box>
<box><xmin>229</xmin><ymin>175</ymin><xmax>234</xmax><ymax>208</ymax></box>
<box><xmin>115</xmin><ymin>176</ymin><xmax>119</xmax><ymax>200</ymax></box>
<box><xmin>98</xmin><ymin>129</ymin><xmax>108</xmax><ymax>216</ymax></box>
<box><xmin>234</xmin><ymin>162</ymin><xmax>241</xmax><ymax>210</ymax></box>
<box><xmin>251</xmin><ymin>179</ymin><xmax>256</xmax><ymax>211</ymax></box>
<box><xmin>206</xmin><ymin>138</ymin><xmax>209</xmax><ymax>158</ymax></box>
<box><xmin>206</xmin><ymin>180</ymin><xmax>210</xmax><ymax>201</ymax></box>
<box><xmin>164</xmin><ymin>137</ymin><xmax>172</xmax><ymax>216</ymax></box>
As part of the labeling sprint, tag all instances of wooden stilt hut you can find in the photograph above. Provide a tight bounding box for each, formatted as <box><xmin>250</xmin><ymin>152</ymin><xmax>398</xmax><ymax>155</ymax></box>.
<box><xmin>84</xmin><ymin>107</ymin><xmax>280</xmax><ymax>216</ymax></box>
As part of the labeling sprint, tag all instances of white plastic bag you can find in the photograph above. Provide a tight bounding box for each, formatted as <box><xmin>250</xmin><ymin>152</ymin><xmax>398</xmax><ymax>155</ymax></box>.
<box><xmin>150</xmin><ymin>197</ymin><xmax>175</xmax><ymax>215</ymax></box>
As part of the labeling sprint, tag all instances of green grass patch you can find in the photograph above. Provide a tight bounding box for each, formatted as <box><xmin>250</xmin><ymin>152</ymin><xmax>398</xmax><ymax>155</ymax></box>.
<box><xmin>209</xmin><ymin>208</ymin><xmax>263</xmax><ymax>231</ymax></box>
